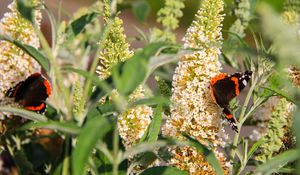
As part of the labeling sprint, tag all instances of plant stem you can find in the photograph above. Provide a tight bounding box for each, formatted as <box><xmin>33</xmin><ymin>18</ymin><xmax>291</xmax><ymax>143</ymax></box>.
<box><xmin>230</xmin><ymin>76</ymin><xmax>258</xmax><ymax>169</ymax></box>
<box><xmin>112</xmin><ymin>124</ymin><xmax>119</xmax><ymax>175</ymax></box>
<box><xmin>34</xmin><ymin>27</ymin><xmax>73</xmax><ymax>121</ymax></box>
<box><xmin>62</xmin><ymin>136</ymin><xmax>70</xmax><ymax>175</ymax></box>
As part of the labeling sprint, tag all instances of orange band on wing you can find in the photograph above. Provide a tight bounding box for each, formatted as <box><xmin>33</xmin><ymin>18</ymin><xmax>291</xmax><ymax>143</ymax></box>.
<box><xmin>225</xmin><ymin>114</ymin><xmax>233</xmax><ymax>119</ymax></box>
<box><xmin>231</xmin><ymin>77</ymin><xmax>239</xmax><ymax>96</ymax></box>
<box><xmin>210</xmin><ymin>73</ymin><xmax>227</xmax><ymax>86</ymax></box>
<box><xmin>43</xmin><ymin>80</ymin><xmax>52</xmax><ymax>96</ymax></box>
<box><xmin>25</xmin><ymin>103</ymin><xmax>45</xmax><ymax>111</ymax></box>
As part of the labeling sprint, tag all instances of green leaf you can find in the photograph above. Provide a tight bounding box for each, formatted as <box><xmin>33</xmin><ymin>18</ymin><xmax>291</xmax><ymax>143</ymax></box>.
<box><xmin>140</xmin><ymin>166</ymin><xmax>189</xmax><ymax>175</ymax></box>
<box><xmin>132</xmin><ymin>0</ymin><xmax>150</xmax><ymax>22</ymax></box>
<box><xmin>261</xmin><ymin>86</ymin><xmax>295</xmax><ymax>104</ymax></box>
<box><xmin>16</xmin><ymin>0</ymin><xmax>34</xmax><ymax>23</ymax></box>
<box><xmin>72</xmin><ymin>115</ymin><xmax>112</xmax><ymax>175</ymax></box>
<box><xmin>256</xmin><ymin>149</ymin><xmax>299</xmax><ymax>174</ymax></box>
<box><xmin>0</xmin><ymin>106</ymin><xmax>48</xmax><ymax>122</ymax></box>
<box><xmin>67</xmin><ymin>12</ymin><xmax>98</xmax><ymax>37</ymax></box>
<box><xmin>247</xmin><ymin>138</ymin><xmax>264</xmax><ymax>161</ymax></box>
<box><xmin>140</xmin><ymin>105</ymin><xmax>162</xmax><ymax>143</ymax></box>
<box><xmin>292</xmin><ymin>107</ymin><xmax>300</xmax><ymax>174</ymax></box>
<box><xmin>183</xmin><ymin>135</ymin><xmax>224</xmax><ymax>175</ymax></box>
<box><xmin>113</xmin><ymin>43</ymin><xmax>166</xmax><ymax>96</ymax></box>
<box><xmin>122</xmin><ymin>141</ymin><xmax>168</xmax><ymax>161</ymax></box>
<box><xmin>20</xmin><ymin>121</ymin><xmax>80</xmax><ymax>135</ymax></box>
<box><xmin>134</xmin><ymin>152</ymin><xmax>157</xmax><ymax>169</ymax></box>
<box><xmin>0</xmin><ymin>35</ymin><xmax>50</xmax><ymax>72</ymax></box>
<box><xmin>129</xmin><ymin>96</ymin><xmax>170</xmax><ymax>107</ymax></box>
<box><xmin>114</xmin><ymin>53</ymin><xmax>148</xmax><ymax>96</ymax></box>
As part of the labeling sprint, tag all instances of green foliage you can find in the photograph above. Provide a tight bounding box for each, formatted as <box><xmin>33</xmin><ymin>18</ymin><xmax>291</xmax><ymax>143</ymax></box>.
<box><xmin>139</xmin><ymin>105</ymin><xmax>162</xmax><ymax>143</ymax></box>
<box><xmin>1</xmin><ymin>0</ymin><xmax>300</xmax><ymax>175</ymax></box>
<box><xmin>72</xmin><ymin>116</ymin><xmax>111</xmax><ymax>175</ymax></box>
<box><xmin>132</xmin><ymin>0</ymin><xmax>150</xmax><ymax>22</ymax></box>
<box><xmin>140</xmin><ymin>166</ymin><xmax>189</xmax><ymax>175</ymax></box>
<box><xmin>256</xmin><ymin>149</ymin><xmax>299</xmax><ymax>174</ymax></box>
<box><xmin>16</xmin><ymin>0</ymin><xmax>35</xmax><ymax>23</ymax></box>
<box><xmin>67</xmin><ymin>12</ymin><xmax>99</xmax><ymax>37</ymax></box>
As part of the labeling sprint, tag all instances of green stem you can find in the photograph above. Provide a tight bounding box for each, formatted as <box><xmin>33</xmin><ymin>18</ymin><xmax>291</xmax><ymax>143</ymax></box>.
<box><xmin>34</xmin><ymin>27</ymin><xmax>72</xmax><ymax>121</ymax></box>
<box><xmin>230</xmin><ymin>76</ymin><xmax>258</xmax><ymax>168</ymax></box>
<box><xmin>112</xmin><ymin>123</ymin><xmax>119</xmax><ymax>175</ymax></box>
<box><xmin>62</xmin><ymin>136</ymin><xmax>70</xmax><ymax>175</ymax></box>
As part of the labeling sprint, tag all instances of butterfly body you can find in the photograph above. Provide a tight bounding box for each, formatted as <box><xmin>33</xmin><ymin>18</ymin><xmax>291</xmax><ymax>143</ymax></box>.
<box><xmin>210</xmin><ymin>70</ymin><xmax>252</xmax><ymax>132</ymax></box>
<box><xmin>6</xmin><ymin>73</ymin><xmax>51</xmax><ymax>113</ymax></box>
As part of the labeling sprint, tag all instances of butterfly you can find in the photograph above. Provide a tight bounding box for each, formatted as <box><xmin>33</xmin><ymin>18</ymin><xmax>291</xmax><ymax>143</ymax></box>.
<box><xmin>210</xmin><ymin>70</ymin><xmax>252</xmax><ymax>132</ymax></box>
<box><xmin>6</xmin><ymin>73</ymin><xmax>51</xmax><ymax>113</ymax></box>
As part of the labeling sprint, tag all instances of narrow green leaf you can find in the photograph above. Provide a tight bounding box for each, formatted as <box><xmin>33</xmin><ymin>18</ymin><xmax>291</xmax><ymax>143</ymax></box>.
<box><xmin>256</xmin><ymin>149</ymin><xmax>299</xmax><ymax>174</ymax></box>
<box><xmin>97</xmin><ymin>104</ymin><xmax>115</xmax><ymax>115</ymax></box>
<box><xmin>292</xmin><ymin>107</ymin><xmax>300</xmax><ymax>174</ymax></box>
<box><xmin>20</xmin><ymin>121</ymin><xmax>80</xmax><ymax>135</ymax></box>
<box><xmin>132</xmin><ymin>0</ymin><xmax>150</xmax><ymax>22</ymax></box>
<box><xmin>140</xmin><ymin>105</ymin><xmax>162</xmax><ymax>143</ymax></box>
<box><xmin>67</xmin><ymin>12</ymin><xmax>98</xmax><ymax>37</ymax></box>
<box><xmin>140</xmin><ymin>166</ymin><xmax>189</xmax><ymax>175</ymax></box>
<box><xmin>183</xmin><ymin>135</ymin><xmax>224</xmax><ymax>175</ymax></box>
<box><xmin>247</xmin><ymin>138</ymin><xmax>264</xmax><ymax>161</ymax></box>
<box><xmin>277</xmin><ymin>167</ymin><xmax>296</xmax><ymax>174</ymax></box>
<box><xmin>72</xmin><ymin>115</ymin><xmax>111</xmax><ymax>175</ymax></box>
<box><xmin>16</xmin><ymin>0</ymin><xmax>34</xmax><ymax>23</ymax></box>
<box><xmin>261</xmin><ymin>86</ymin><xmax>295</xmax><ymax>104</ymax></box>
<box><xmin>0</xmin><ymin>35</ymin><xmax>50</xmax><ymax>71</ymax></box>
<box><xmin>118</xmin><ymin>54</ymin><xmax>148</xmax><ymax>96</ymax></box>
<box><xmin>129</xmin><ymin>96</ymin><xmax>170</xmax><ymax>107</ymax></box>
<box><xmin>122</xmin><ymin>141</ymin><xmax>168</xmax><ymax>161</ymax></box>
<box><xmin>52</xmin><ymin>162</ymin><xmax>63</xmax><ymax>175</ymax></box>
<box><xmin>0</xmin><ymin>106</ymin><xmax>48</xmax><ymax>122</ymax></box>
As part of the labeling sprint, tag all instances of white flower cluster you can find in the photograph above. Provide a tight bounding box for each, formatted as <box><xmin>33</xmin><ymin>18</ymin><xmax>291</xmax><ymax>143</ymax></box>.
<box><xmin>118</xmin><ymin>86</ymin><xmax>153</xmax><ymax>148</ymax></box>
<box><xmin>162</xmin><ymin>0</ymin><xmax>231</xmax><ymax>173</ymax></box>
<box><xmin>0</xmin><ymin>0</ymin><xmax>42</xmax><ymax>100</ymax></box>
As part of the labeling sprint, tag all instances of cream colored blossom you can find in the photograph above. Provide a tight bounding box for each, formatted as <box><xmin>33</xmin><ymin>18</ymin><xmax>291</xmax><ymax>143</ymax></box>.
<box><xmin>162</xmin><ymin>0</ymin><xmax>230</xmax><ymax>174</ymax></box>
<box><xmin>118</xmin><ymin>86</ymin><xmax>152</xmax><ymax>148</ymax></box>
<box><xmin>0</xmin><ymin>0</ymin><xmax>42</xmax><ymax>100</ymax></box>
<box><xmin>182</xmin><ymin>0</ymin><xmax>224</xmax><ymax>50</ymax></box>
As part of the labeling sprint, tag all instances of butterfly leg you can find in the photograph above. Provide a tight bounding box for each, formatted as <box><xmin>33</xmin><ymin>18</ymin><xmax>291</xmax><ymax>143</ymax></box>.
<box><xmin>223</xmin><ymin>107</ymin><xmax>238</xmax><ymax>132</ymax></box>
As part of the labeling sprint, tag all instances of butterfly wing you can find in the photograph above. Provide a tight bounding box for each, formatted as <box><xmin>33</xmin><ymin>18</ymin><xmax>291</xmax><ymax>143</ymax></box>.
<box><xmin>6</xmin><ymin>73</ymin><xmax>51</xmax><ymax>113</ymax></box>
<box><xmin>211</xmin><ymin>75</ymin><xmax>237</xmax><ymax>108</ymax></box>
<box><xmin>230</xmin><ymin>70</ymin><xmax>252</xmax><ymax>93</ymax></box>
<box><xmin>22</xmin><ymin>74</ymin><xmax>51</xmax><ymax>113</ymax></box>
<box><xmin>210</xmin><ymin>71</ymin><xmax>253</xmax><ymax>133</ymax></box>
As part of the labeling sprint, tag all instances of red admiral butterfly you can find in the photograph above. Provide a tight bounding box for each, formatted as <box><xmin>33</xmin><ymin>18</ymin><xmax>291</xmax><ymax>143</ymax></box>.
<box><xmin>210</xmin><ymin>70</ymin><xmax>252</xmax><ymax>132</ymax></box>
<box><xmin>5</xmin><ymin>73</ymin><xmax>51</xmax><ymax>113</ymax></box>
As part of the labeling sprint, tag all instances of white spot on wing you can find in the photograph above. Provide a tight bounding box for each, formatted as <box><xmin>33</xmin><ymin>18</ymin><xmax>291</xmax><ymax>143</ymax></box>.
<box><xmin>242</xmin><ymin>79</ymin><xmax>247</xmax><ymax>86</ymax></box>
